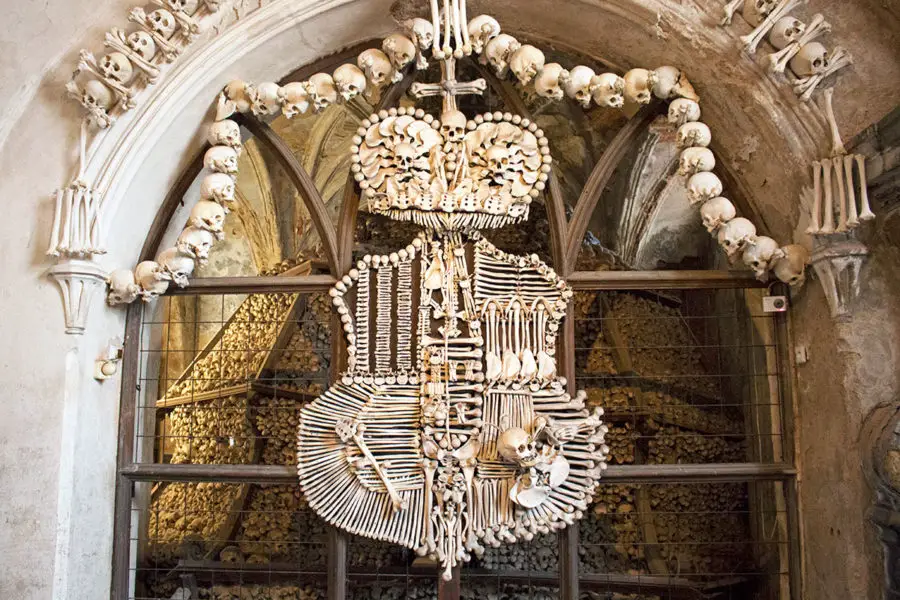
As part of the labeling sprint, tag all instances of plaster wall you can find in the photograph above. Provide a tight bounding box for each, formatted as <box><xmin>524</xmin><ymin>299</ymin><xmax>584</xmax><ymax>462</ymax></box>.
<box><xmin>0</xmin><ymin>1</ymin><xmax>897</xmax><ymax>599</ymax></box>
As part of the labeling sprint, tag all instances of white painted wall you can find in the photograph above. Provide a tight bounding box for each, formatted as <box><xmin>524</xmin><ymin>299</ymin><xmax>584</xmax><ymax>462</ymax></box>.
<box><xmin>0</xmin><ymin>1</ymin><xmax>896</xmax><ymax>599</ymax></box>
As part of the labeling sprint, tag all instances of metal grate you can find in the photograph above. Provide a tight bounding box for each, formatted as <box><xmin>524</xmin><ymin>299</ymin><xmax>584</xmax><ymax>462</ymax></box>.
<box><xmin>120</xmin><ymin>280</ymin><xmax>797</xmax><ymax>599</ymax></box>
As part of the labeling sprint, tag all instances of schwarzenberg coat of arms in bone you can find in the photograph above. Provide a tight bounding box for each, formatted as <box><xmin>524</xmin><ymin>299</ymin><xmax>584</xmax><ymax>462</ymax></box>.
<box><xmin>297</xmin><ymin>1</ymin><xmax>610</xmax><ymax>580</ymax></box>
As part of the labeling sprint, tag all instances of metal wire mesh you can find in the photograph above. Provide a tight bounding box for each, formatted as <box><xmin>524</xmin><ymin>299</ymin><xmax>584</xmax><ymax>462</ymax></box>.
<box><xmin>125</xmin><ymin>283</ymin><xmax>793</xmax><ymax>599</ymax></box>
<box><xmin>573</xmin><ymin>288</ymin><xmax>786</xmax><ymax>467</ymax></box>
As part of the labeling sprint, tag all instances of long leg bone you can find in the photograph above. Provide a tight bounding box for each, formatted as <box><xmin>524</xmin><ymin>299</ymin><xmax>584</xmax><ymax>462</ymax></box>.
<box><xmin>721</xmin><ymin>0</ymin><xmax>744</xmax><ymax>26</ymax></box>
<box><xmin>794</xmin><ymin>47</ymin><xmax>853</xmax><ymax>102</ymax></box>
<box><xmin>822</xmin><ymin>89</ymin><xmax>847</xmax><ymax>157</ymax></box>
<box><xmin>855</xmin><ymin>154</ymin><xmax>875</xmax><ymax>221</ymax></box>
<box><xmin>336</xmin><ymin>419</ymin><xmax>406</xmax><ymax>513</ymax></box>
<box><xmin>844</xmin><ymin>155</ymin><xmax>860</xmax><ymax>228</ymax></box>
<box><xmin>833</xmin><ymin>156</ymin><xmax>848</xmax><ymax>232</ymax></box>
<box><xmin>821</xmin><ymin>158</ymin><xmax>835</xmax><ymax>233</ymax></box>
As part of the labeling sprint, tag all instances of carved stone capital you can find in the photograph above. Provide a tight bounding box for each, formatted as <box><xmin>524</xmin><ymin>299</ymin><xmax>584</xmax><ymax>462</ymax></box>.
<box><xmin>810</xmin><ymin>236</ymin><xmax>869</xmax><ymax>320</ymax></box>
<box><xmin>48</xmin><ymin>259</ymin><xmax>108</xmax><ymax>335</ymax></box>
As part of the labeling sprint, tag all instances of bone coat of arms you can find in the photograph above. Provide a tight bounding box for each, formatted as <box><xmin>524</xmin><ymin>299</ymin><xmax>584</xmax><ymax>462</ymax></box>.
<box><xmin>297</xmin><ymin>1</ymin><xmax>610</xmax><ymax>580</ymax></box>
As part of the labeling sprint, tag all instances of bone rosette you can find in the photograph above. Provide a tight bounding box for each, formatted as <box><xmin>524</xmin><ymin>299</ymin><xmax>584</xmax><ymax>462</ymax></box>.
<box><xmin>352</xmin><ymin>107</ymin><xmax>550</xmax><ymax>231</ymax></box>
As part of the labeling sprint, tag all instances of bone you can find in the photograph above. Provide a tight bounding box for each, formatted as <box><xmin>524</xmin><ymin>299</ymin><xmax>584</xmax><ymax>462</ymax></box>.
<box><xmin>822</xmin><ymin>89</ymin><xmax>847</xmax><ymax>157</ymax></box>
<box><xmin>741</xmin><ymin>0</ymin><xmax>806</xmax><ymax>56</ymax></box>
<box><xmin>833</xmin><ymin>156</ymin><xmax>848</xmax><ymax>232</ymax></box>
<box><xmin>721</xmin><ymin>0</ymin><xmax>744</xmax><ymax>26</ymax></box>
<box><xmin>768</xmin><ymin>14</ymin><xmax>830</xmax><ymax>75</ymax></box>
<box><xmin>821</xmin><ymin>159</ymin><xmax>835</xmax><ymax>233</ymax></box>
<box><xmin>336</xmin><ymin>419</ymin><xmax>405</xmax><ymax>513</ymax></box>
<box><xmin>807</xmin><ymin>161</ymin><xmax>823</xmax><ymax>234</ymax></box>
<box><xmin>856</xmin><ymin>154</ymin><xmax>876</xmax><ymax>221</ymax></box>
<box><xmin>844</xmin><ymin>155</ymin><xmax>860</xmax><ymax>228</ymax></box>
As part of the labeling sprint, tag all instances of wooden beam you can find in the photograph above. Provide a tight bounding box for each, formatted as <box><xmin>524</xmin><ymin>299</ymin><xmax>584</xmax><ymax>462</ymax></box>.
<box><xmin>567</xmin><ymin>269</ymin><xmax>766</xmax><ymax>290</ymax></box>
<box><xmin>165</xmin><ymin>274</ymin><xmax>337</xmax><ymax>295</ymax></box>
<box><xmin>120</xmin><ymin>462</ymin><xmax>796</xmax><ymax>484</ymax></box>
<box><xmin>564</xmin><ymin>110</ymin><xmax>656</xmax><ymax>270</ymax></box>
<box><xmin>236</xmin><ymin>114</ymin><xmax>342</xmax><ymax>276</ymax></box>
<box><xmin>111</xmin><ymin>302</ymin><xmax>143</xmax><ymax>600</ymax></box>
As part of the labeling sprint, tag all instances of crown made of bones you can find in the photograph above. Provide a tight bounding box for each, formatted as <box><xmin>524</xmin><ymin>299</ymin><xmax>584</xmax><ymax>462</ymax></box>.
<box><xmin>352</xmin><ymin>106</ymin><xmax>551</xmax><ymax>231</ymax></box>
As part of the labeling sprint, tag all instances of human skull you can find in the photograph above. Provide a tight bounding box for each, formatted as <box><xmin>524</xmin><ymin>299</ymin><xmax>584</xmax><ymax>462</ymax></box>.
<box><xmin>769</xmin><ymin>16</ymin><xmax>807</xmax><ymax>50</ymax></box>
<box><xmin>700</xmin><ymin>197</ymin><xmax>737</xmax><ymax>233</ymax></box>
<box><xmin>200</xmin><ymin>172</ymin><xmax>236</xmax><ymax>205</ymax></box>
<box><xmin>307</xmin><ymin>73</ymin><xmax>338</xmax><ymax>113</ymax></box>
<box><xmin>333</xmin><ymin>64</ymin><xmax>367</xmax><ymax>102</ymax></box>
<box><xmin>99</xmin><ymin>52</ymin><xmax>135</xmax><ymax>84</ymax></box>
<box><xmin>771</xmin><ymin>244</ymin><xmax>810</xmax><ymax>287</ymax></box>
<box><xmin>561</xmin><ymin>65</ymin><xmax>595</xmax><ymax>109</ymax></box>
<box><xmin>486</xmin><ymin>144</ymin><xmax>510</xmax><ymax>176</ymax></box>
<box><xmin>107</xmin><ymin>269</ymin><xmax>140</xmax><ymax>305</ymax></box>
<box><xmin>623</xmin><ymin>68</ymin><xmax>656</xmax><ymax>105</ymax></box>
<box><xmin>509</xmin><ymin>45</ymin><xmax>545</xmax><ymax>86</ymax></box>
<box><xmin>278</xmin><ymin>82</ymin><xmax>311</xmax><ymax>118</ymax></box>
<box><xmin>403</xmin><ymin>18</ymin><xmax>434</xmax><ymax>50</ymax></box>
<box><xmin>440</xmin><ymin>110</ymin><xmax>467</xmax><ymax>143</ymax></box>
<box><xmin>484</xmin><ymin>34</ymin><xmax>521</xmax><ymax>78</ymax></box>
<box><xmin>357</xmin><ymin>49</ymin><xmax>394</xmax><ymax>88</ymax></box>
<box><xmin>134</xmin><ymin>261</ymin><xmax>169</xmax><ymax>300</ymax></box>
<box><xmin>668</xmin><ymin>98</ymin><xmax>702</xmax><ymax>126</ymax></box>
<box><xmin>177</xmin><ymin>226</ymin><xmax>216</xmax><ymax>264</ymax></box>
<box><xmin>790</xmin><ymin>42</ymin><xmax>829</xmax><ymax>77</ymax></box>
<box><xmin>743</xmin><ymin>0</ymin><xmax>779</xmax><ymax>27</ymax></box>
<box><xmin>687</xmin><ymin>171</ymin><xmax>723</xmax><ymax>206</ymax></box>
<box><xmin>742</xmin><ymin>236</ymin><xmax>782</xmax><ymax>279</ymax></box>
<box><xmin>468</xmin><ymin>15</ymin><xmax>501</xmax><ymax>54</ymax></box>
<box><xmin>204</xmin><ymin>145</ymin><xmax>239</xmax><ymax>174</ymax></box>
<box><xmin>534</xmin><ymin>63</ymin><xmax>569</xmax><ymax>101</ymax></box>
<box><xmin>189</xmin><ymin>200</ymin><xmax>227</xmax><ymax>239</ymax></box>
<box><xmin>207</xmin><ymin>119</ymin><xmax>241</xmax><ymax>148</ymax></box>
<box><xmin>717</xmin><ymin>217</ymin><xmax>757</xmax><ymax>257</ymax></box>
<box><xmin>678</xmin><ymin>147</ymin><xmax>717</xmax><ymax>176</ymax></box>
<box><xmin>127</xmin><ymin>31</ymin><xmax>158</xmax><ymax>61</ymax></box>
<box><xmin>497</xmin><ymin>427</ymin><xmax>537</xmax><ymax>466</ymax></box>
<box><xmin>224</xmin><ymin>79</ymin><xmax>252</xmax><ymax>114</ymax></box>
<box><xmin>148</xmin><ymin>9</ymin><xmax>178</xmax><ymax>39</ymax></box>
<box><xmin>82</xmin><ymin>79</ymin><xmax>115</xmax><ymax>111</ymax></box>
<box><xmin>156</xmin><ymin>247</ymin><xmax>196</xmax><ymax>287</ymax></box>
<box><xmin>248</xmin><ymin>82</ymin><xmax>282</xmax><ymax>116</ymax></box>
<box><xmin>165</xmin><ymin>0</ymin><xmax>199</xmax><ymax>15</ymax></box>
<box><xmin>652</xmin><ymin>66</ymin><xmax>699</xmax><ymax>102</ymax></box>
<box><xmin>394</xmin><ymin>143</ymin><xmax>417</xmax><ymax>172</ymax></box>
<box><xmin>676</xmin><ymin>122</ymin><xmax>712</xmax><ymax>148</ymax></box>
<box><xmin>590</xmin><ymin>73</ymin><xmax>625</xmax><ymax>109</ymax></box>
<box><xmin>382</xmin><ymin>33</ymin><xmax>416</xmax><ymax>72</ymax></box>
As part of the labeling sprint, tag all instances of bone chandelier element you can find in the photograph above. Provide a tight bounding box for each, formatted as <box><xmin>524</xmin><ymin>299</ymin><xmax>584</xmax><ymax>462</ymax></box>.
<box><xmin>720</xmin><ymin>0</ymin><xmax>853</xmax><ymax>102</ymax></box>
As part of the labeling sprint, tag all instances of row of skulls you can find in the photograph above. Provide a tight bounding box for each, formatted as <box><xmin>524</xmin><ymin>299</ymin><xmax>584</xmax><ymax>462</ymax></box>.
<box><xmin>461</xmin><ymin>12</ymin><xmax>809</xmax><ymax>286</ymax></box>
<box><xmin>106</xmin><ymin>12</ymin><xmax>813</xmax><ymax>304</ymax></box>
<box><xmin>107</xmin><ymin>105</ymin><xmax>241</xmax><ymax>305</ymax></box>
